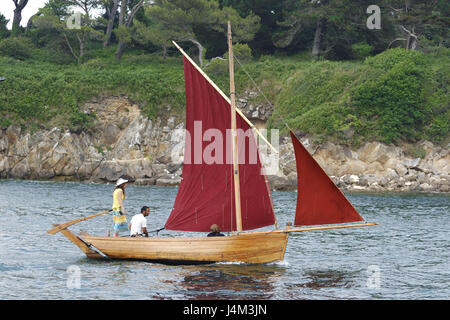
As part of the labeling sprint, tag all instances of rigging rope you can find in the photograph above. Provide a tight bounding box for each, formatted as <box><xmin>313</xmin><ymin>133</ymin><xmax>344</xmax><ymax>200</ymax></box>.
<box><xmin>233</xmin><ymin>54</ymin><xmax>295</xmax><ymax>135</ymax></box>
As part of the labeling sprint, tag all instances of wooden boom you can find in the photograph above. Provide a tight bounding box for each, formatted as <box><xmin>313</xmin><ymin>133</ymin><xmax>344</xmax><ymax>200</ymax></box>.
<box><xmin>260</xmin><ymin>222</ymin><xmax>379</xmax><ymax>234</ymax></box>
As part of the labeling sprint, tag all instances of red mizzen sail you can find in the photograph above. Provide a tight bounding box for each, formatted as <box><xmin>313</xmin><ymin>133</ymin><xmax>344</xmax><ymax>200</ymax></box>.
<box><xmin>290</xmin><ymin>131</ymin><xmax>363</xmax><ymax>226</ymax></box>
<box><xmin>164</xmin><ymin>57</ymin><xmax>275</xmax><ymax>232</ymax></box>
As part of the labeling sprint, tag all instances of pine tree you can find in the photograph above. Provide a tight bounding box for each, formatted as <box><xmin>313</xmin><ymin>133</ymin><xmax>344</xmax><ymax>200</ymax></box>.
<box><xmin>386</xmin><ymin>0</ymin><xmax>445</xmax><ymax>50</ymax></box>
<box><xmin>145</xmin><ymin>0</ymin><xmax>259</xmax><ymax>66</ymax></box>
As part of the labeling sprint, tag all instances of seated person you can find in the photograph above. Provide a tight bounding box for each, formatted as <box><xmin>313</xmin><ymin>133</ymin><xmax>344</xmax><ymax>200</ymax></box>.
<box><xmin>207</xmin><ymin>224</ymin><xmax>225</xmax><ymax>237</ymax></box>
<box><xmin>129</xmin><ymin>206</ymin><xmax>150</xmax><ymax>237</ymax></box>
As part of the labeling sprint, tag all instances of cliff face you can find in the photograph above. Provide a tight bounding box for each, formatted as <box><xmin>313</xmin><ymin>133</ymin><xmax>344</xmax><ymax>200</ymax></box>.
<box><xmin>0</xmin><ymin>96</ymin><xmax>184</xmax><ymax>186</ymax></box>
<box><xmin>0</xmin><ymin>96</ymin><xmax>448</xmax><ymax>193</ymax></box>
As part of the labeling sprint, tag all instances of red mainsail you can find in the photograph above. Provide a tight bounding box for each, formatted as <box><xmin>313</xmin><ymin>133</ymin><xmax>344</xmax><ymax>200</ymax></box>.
<box><xmin>164</xmin><ymin>57</ymin><xmax>275</xmax><ymax>232</ymax></box>
<box><xmin>290</xmin><ymin>131</ymin><xmax>364</xmax><ymax>226</ymax></box>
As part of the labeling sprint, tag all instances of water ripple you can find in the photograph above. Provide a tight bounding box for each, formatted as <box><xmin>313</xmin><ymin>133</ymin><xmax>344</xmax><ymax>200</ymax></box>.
<box><xmin>0</xmin><ymin>180</ymin><xmax>448</xmax><ymax>299</ymax></box>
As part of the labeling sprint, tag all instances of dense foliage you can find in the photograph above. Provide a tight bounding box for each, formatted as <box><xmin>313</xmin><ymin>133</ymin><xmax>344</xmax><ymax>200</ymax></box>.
<box><xmin>0</xmin><ymin>54</ymin><xmax>185</xmax><ymax>131</ymax></box>
<box><xmin>0</xmin><ymin>0</ymin><xmax>448</xmax><ymax>145</ymax></box>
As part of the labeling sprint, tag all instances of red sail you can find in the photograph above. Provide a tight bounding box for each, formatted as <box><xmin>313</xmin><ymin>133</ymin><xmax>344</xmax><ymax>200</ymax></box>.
<box><xmin>164</xmin><ymin>57</ymin><xmax>275</xmax><ymax>232</ymax></box>
<box><xmin>290</xmin><ymin>131</ymin><xmax>363</xmax><ymax>226</ymax></box>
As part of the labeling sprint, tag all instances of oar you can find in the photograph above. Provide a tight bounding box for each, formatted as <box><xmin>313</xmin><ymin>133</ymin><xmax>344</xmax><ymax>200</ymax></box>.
<box><xmin>47</xmin><ymin>209</ymin><xmax>113</xmax><ymax>235</ymax></box>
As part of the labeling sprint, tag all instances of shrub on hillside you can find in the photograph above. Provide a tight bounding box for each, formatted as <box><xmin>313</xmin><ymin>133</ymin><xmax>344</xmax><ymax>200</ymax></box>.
<box><xmin>232</xmin><ymin>43</ymin><xmax>253</xmax><ymax>63</ymax></box>
<box><xmin>205</xmin><ymin>57</ymin><xmax>228</xmax><ymax>76</ymax></box>
<box><xmin>352</xmin><ymin>42</ymin><xmax>373</xmax><ymax>60</ymax></box>
<box><xmin>352</xmin><ymin>49</ymin><xmax>430</xmax><ymax>144</ymax></box>
<box><xmin>0</xmin><ymin>37</ymin><xmax>35</xmax><ymax>60</ymax></box>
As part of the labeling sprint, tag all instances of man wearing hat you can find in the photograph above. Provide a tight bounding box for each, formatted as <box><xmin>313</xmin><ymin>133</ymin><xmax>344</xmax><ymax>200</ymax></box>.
<box><xmin>112</xmin><ymin>177</ymin><xmax>129</xmax><ymax>236</ymax></box>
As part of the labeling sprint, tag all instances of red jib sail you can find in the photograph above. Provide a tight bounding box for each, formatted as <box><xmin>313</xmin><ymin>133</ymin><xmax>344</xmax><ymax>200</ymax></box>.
<box><xmin>164</xmin><ymin>57</ymin><xmax>275</xmax><ymax>232</ymax></box>
<box><xmin>290</xmin><ymin>131</ymin><xmax>363</xmax><ymax>226</ymax></box>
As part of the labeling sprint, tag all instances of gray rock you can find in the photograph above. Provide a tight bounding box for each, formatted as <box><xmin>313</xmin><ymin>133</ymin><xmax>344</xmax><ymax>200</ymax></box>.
<box><xmin>156</xmin><ymin>178</ymin><xmax>181</xmax><ymax>186</ymax></box>
<box><xmin>395</xmin><ymin>163</ymin><xmax>408</xmax><ymax>177</ymax></box>
<box><xmin>403</xmin><ymin>158</ymin><xmax>421</xmax><ymax>168</ymax></box>
<box><xmin>135</xmin><ymin>178</ymin><xmax>156</xmax><ymax>185</ymax></box>
<box><xmin>103</xmin><ymin>123</ymin><xmax>121</xmax><ymax>145</ymax></box>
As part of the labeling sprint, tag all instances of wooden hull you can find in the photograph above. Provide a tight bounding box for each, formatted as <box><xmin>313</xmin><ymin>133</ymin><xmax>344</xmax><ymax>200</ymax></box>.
<box><xmin>68</xmin><ymin>231</ymin><xmax>290</xmax><ymax>264</ymax></box>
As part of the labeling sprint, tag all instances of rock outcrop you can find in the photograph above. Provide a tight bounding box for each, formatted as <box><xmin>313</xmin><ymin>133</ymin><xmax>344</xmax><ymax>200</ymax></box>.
<box><xmin>0</xmin><ymin>96</ymin><xmax>183</xmax><ymax>186</ymax></box>
<box><xmin>271</xmin><ymin>137</ymin><xmax>449</xmax><ymax>193</ymax></box>
<box><xmin>0</xmin><ymin>96</ymin><xmax>448</xmax><ymax>193</ymax></box>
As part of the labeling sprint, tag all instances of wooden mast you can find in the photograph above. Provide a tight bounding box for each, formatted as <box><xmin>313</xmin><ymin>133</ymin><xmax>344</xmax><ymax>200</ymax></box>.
<box><xmin>227</xmin><ymin>21</ymin><xmax>243</xmax><ymax>233</ymax></box>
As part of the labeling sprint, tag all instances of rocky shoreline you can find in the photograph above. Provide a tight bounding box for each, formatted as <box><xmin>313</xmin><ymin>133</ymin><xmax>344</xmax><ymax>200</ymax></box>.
<box><xmin>0</xmin><ymin>96</ymin><xmax>448</xmax><ymax>193</ymax></box>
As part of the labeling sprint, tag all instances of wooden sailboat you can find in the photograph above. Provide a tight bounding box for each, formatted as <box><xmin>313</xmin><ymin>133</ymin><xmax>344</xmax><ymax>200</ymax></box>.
<box><xmin>48</xmin><ymin>23</ymin><xmax>377</xmax><ymax>264</ymax></box>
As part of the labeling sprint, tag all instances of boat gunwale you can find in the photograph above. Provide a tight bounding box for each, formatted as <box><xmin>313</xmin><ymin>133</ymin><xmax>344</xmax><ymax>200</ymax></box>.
<box><xmin>81</xmin><ymin>230</ymin><xmax>289</xmax><ymax>243</ymax></box>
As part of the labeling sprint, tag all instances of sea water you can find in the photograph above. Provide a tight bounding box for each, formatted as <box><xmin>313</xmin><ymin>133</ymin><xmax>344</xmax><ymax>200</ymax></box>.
<box><xmin>0</xmin><ymin>179</ymin><xmax>448</xmax><ymax>299</ymax></box>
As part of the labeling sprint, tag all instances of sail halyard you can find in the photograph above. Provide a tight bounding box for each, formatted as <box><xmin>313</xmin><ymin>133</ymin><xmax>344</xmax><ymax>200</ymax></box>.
<box><xmin>164</xmin><ymin>42</ymin><xmax>276</xmax><ymax>233</ymax></box>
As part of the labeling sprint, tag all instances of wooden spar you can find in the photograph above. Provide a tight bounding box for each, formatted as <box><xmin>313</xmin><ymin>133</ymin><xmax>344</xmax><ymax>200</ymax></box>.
<box><xmin>257</xmin><ymin>222</ymin><xmax>379</xmax><ymax>234</ymax></box>
<box><xmin>228</xmin><ymin>21</ymin><xmax>243</xmax><ymax>233</ymax></box>
<box><xmin>46</xmin><ymin>209</ymin><xmax>112</xmax><ymax>235</ymax></box>
<box><xmin>171</xmin><ymin>40</ymin><xmax>278</xmax><ymax>154</ymax></box>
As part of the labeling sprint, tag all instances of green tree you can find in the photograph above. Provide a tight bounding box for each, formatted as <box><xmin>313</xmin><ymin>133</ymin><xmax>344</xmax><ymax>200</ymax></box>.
<box><xmin>114</xmin><ymin>0</ymin><xmax>145</xmax><ymax>60</ymax></box>
<box><xmin>101</xmin><ymin>0</ymin><xmax>120</xmax><ymax>47</ymax></box>
<box><xmin>386</xmin><ymin>0</ymin><xmax>446</xmax><ymax>50</ymax></box>
<box><xmin>273</xmin><ymin>0</ymin><xmax>400</xmax><ymax>59</ymax></box>
<box><xmin>219</xmin><ymin>0</ymin><xmax>286</xmax><ymax>55</ymax></box>
<box><xmin>146</xmin><ymin>0</ymin><xmax>259</xmax><ymax>66</ymax></box>
<box><xmin>32</xmin><ymin>0</ymin><xmax>102</xmax><ymax>64</ymax></box>
<box><xmin>427</xmin><ymin>0</ymin><xmax>450</xmax><ymax>52</ymax></box>
<box><xmin>134</xmin><ymin>17</ymin><xmax>176</xmax><ymax>59</ymax></box>
<box><xmin>274</xmin><ymin>0</ymin><xmax>363</xmax><ymax>58</ymax></box>
<box><xmin>0</xmin><ymin>14</ymin><xmax>9</xmax><ymax>39</ymax></box>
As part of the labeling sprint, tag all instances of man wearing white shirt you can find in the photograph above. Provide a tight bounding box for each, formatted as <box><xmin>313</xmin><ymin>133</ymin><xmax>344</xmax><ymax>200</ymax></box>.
<box><xmin>129</xmin><ymin>206</ymin><xmax>150</xmax><ymax>237</ymax></box>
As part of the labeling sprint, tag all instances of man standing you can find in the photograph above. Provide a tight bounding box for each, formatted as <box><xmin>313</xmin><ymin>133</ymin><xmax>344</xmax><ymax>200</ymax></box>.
<box><xmin>129</xmin><ymin>206</ymin><xmax>150</xmax><ymax>237</ymax></box>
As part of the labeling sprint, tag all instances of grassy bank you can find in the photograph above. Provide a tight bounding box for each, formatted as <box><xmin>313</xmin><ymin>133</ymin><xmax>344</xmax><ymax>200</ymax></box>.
<box><xmin>0</xmin><ymin>47</ymin><xmax>448</xmax><ymax>146</ymax></box>
<box><xmin>0</xmin><ymin>53</ymin><xmax>186</xmax><ymax>132</ymax></box>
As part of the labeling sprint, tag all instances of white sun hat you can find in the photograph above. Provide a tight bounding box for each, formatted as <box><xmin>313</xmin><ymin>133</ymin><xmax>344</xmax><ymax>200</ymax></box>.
<box><xmin>116</xmin><ymin>178</ymin><xmax>129</xmax><ymax>187</ymax></box>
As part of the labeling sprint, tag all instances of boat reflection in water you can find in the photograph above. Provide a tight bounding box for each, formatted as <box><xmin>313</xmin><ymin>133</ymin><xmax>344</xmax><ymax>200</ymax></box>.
<box><xmin>179</xmin><ymin>264</ymin><xmax>285</xmax><ymax>300</ymax></box>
